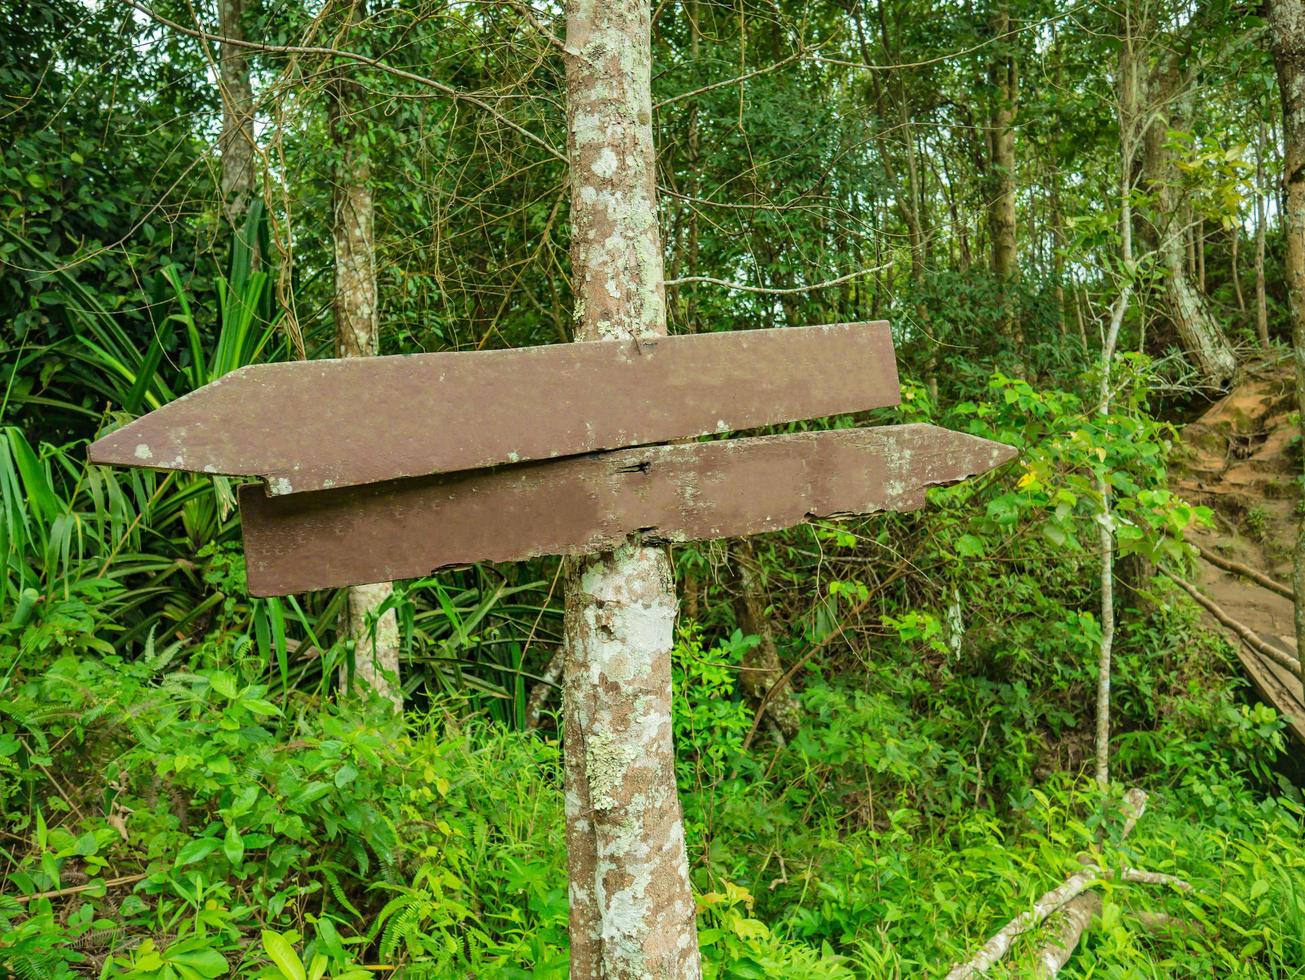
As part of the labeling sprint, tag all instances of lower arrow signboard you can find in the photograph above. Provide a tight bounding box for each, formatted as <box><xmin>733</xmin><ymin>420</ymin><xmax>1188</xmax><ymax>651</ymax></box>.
<box><xmin>238</xmin><ymin>424</ymin><xmax>1015</xmax><ymax>596</ymax></box>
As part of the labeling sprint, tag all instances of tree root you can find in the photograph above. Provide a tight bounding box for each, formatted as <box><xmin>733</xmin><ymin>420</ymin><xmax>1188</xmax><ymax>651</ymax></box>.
<box><xmin>1166</xmin><ymin>573</ymin><xmax>1300</xmax><ymax>673</ymax></box>
<box><xmin>1193</xmin><ymin>543</ymin><xmax>1293</xmax><ymax>601</ymax></box>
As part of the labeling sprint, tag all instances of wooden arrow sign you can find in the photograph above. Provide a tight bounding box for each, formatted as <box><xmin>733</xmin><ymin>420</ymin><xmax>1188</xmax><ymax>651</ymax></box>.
<box><xmin>88</xmin><ymin>322</ymin><xmax>898</xmax><ymax>495</ymax></box>
<box><xmin>238</xmin><ymin>424</ymin><xmax>1015</xmax><ymax>596</ymax></box>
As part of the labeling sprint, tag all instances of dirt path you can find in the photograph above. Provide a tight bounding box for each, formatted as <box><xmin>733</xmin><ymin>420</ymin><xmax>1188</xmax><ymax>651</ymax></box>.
<box><xmin>1173</xmin><ymin>359</ymin><xmax>1305</xmax><ymax>743</ymax></box>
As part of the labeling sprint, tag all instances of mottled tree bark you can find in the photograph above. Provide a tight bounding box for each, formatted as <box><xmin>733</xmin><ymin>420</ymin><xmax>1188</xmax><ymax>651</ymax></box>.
<box><xmin>330</xmin><ymin>0</ymin><xmax>400</xmax><ymax>711</ymax></box>
<box><xmin>561</xmin><ymin>1</ymin><xmax>701</xmax><ymax>977</ymax></box>
<box><xmin>217</xmin><ymin>0</ymin><xmax>255</xmax><ymax>227</ymax></box>
<box><xmin>1268</xmin><ymin>0</ymin><xmax>1305</xmax><ymax>698</ymax></box>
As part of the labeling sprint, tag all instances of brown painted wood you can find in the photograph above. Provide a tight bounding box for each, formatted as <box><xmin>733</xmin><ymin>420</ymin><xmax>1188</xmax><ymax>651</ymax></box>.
<box><xmin>239</xmin><ymin>423</ymin><xmax>1015</xmax><ymax>595</ymax></box>
<box><xmin>88</xmin><ymin>322</ymin><xmax>898</xmax><ymax>494</ymax></box>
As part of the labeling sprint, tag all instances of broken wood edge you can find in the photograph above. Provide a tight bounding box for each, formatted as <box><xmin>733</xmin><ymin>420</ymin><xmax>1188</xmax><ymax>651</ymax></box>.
<box><xmin>1193</xmin><ymin>542</ymin><xmax>1293</xmax><ymax>601</ymax></box>
<box><xmin>1165</xmin><ymin>572</ymin><xmax>1301</xmax><ymax>674</ymax></box>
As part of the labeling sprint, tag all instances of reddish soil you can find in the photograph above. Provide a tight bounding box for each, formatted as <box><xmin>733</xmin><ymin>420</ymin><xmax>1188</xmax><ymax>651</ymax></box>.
<box><xmin>1173</xmin><ymin>357</ymin><xmax>1304</xmax><ymax>742</ymax></box>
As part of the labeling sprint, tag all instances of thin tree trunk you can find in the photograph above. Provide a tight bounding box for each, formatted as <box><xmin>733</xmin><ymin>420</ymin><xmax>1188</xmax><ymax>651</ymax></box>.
<box><xmin>861</xmin><ymin>4</ymin><xmax>932</xmax><ymax>391</ymax></box>
<box><xmin>1197</xmin><ymin>216</ymin><xmax>1206</xmax><ymax>293</ymax></box>
<box><xmin>329</xmin><ymin>0</ymin><xmax>401</xmax><ymax>711</ymax></box>
<box><xmin>1052</xmin><ymin>166</ymin><xmax>1067</xmax><ymax>338</ymax></box>
<box><xmin>1258</xmin><ymin>114</ymin><xmax>1272</xmax><ymax>348</ymax></box>
<box><xmin>1097</xmin><ymin>9</ymin><xmax>1142</xmax><ymax>789</ymax></box>
<box><xmin>684</xmin><ymin>0</ymin><xmax>701</xmax><ymax>334</ymax></box>
<box><xmin>1231</xmin><ymin>223</ymin><xmax>1246</xmax><ymax>314</ymax></box>
<box><xmin>561</xmin><ymin>1</ymin><xmax>701</xmax><ymax>976</ymax></box>
<box><xmin>728</xmin><ymin>540</ymin><xmax>800</xmax><ymax>738</ymax></box>
<box><xmin>987</xmin><ymin>4</ymin><xmax>1021</xmax><ymax>346</ymax></box>
<box><xmin>1142</xmin><ymin>57</ymin><xmax>1237</xmax><ymax>385</ymax></box>
<box><xmin>1268</xmin><ymin>0</ymin><xmax>1305</xmax><ymax>699</ymax></box>
<box><xmin>217</xmin><ymin>0</ymin><xmax>256</xmax><ymax>227</ymax></box>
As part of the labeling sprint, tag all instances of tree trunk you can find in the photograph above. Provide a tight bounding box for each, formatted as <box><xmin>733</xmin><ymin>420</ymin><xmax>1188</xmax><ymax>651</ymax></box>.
<box><xmin>1231</xmin><ymin>223</ymin><xmax>1246</xmax><ymax>314</ymax></box>
<box><xmin>1257</xmin><ymin>114</ymin><xmax>1271</xmax><ymax>348</ymax></box>
<box><xmin>561</xmin><ymin>1</ymin><xmax>701</xmax><ymax>976</ymax></box>
<box><xmin>1268</xmin><ymin>0</ymin><xmax>1305</xmax><ymax>699</ymax></box>
<box><xmin>1031</xmin><ymin>892</ymin><xmax>1101</xmax><ymax>978</ymax></box>
<box><xmin>1052</xmin><ymin>166</ymin><xmax>1067</xmax><ymax>338</ymax></box>
<box><xmin>1196</xmin><ymin>216</ymin><xmax>1206</xmax><ymax>294</ymax></box>
<box><xmin>728</xmin><ymin>540</ymin><xmax>800</xmax><ymax>739</ymax></box>
<box><xmin>1095</xmin><ymin>6</ymin><xmax>1143</xmax><ymax>791</ymax></box>
<box><xmin>330</xmin><ymin>0</ymin><xmax>401</xmax><ymax>711</ymax></box>
<box><xmin>1142</xmin><ymin>58</ymin><xmax>1237</xmax><ymax>385</ymax></box>
<box><xmin>217</xmin><ymin>0</ymin><xmax>256</xmax><ymax>227</ymax></box>
<box><xmin>861</xmin><ymin>5</ymin><xmax>931</xmax><ymax>388</ymax></box>
<box><xmin>987</xmin><ymin>4</ymin><xmax>1021</xmax><ymax>346</ymax></box>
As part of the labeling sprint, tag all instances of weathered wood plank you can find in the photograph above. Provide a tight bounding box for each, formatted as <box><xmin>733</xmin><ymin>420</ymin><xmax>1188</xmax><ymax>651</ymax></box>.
<box><xmin>88</xmin><ymin>322</ymin><xmax>898</xmax><ymax>494</ymax></box>
<box><xmin>239</xmin><ymin>424</ymin><xmax>1015</xmax><ymax>595</ymax></box>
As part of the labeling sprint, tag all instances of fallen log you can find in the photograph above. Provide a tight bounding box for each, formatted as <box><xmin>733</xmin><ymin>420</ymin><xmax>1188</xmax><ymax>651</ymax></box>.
<box><xmin>1133</xmin><ymin>910</ymin><xmax>1204</xmax><ymax>936</ymax></box>
<box><xmin>1165</xmin><ymin>573</ymin><xmax>1301</xmax><ymax>674</ymax></box>
<box><xmin>1193</xmin><ymin>543</ymin><xmax>1293</xmax><ymax>601</ymax></box>
<box><xmin>1031</xmin><ymin>891</ymin><xmax>1101</xmax><ymax>979</ymax></box>
<box><xmin>945</xmin><ymin>789</ymin><xmax>1148</xmax><ymax>980</ymax></box>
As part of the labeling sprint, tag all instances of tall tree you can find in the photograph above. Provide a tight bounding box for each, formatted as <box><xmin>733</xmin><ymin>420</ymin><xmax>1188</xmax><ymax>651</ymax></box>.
<box><xmin>986</xmin><ymin>1</ymin><xmax>1021</xmax><ymax>344</ymax></box>
<box><xmin>330</xmin><ymin>0</ymin><xmax>401</xmax><ymax>710</ymax></box>
<box><xmin>217</xmin><ymin>0</ymin><xmax>256</xmax><ymax>226</ymax></box>
<box><xmin>1267</xmin><ymin>0</ymin><xmax>1305</xmax><ymax>697</ymax></box>
<box><xmin>1095</xmin><ymin>0</ymin><xmax>1145</xmax><ymax>789</ymax></box>
<box><xmin>1140</xmin><ymin>26</ymin><xmax>1237</xmax><ymax>385</ymax></box>
<box><xmin>1257</xmin><ymin>113</ymin><xmax>1272</xmax><ymax>349</ymax></box>
<box><xmin>560</xmin><ymin>0</ymin><xmax>701</xmax><ymax>976</ymax></box>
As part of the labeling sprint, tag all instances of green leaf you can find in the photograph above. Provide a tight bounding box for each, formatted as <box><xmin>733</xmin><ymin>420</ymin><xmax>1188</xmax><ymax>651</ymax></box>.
<box><xmin>175</xmin><ymin>837</ymin><xmax>220</xmax><ymax>867</ymax></box>
<box><xmin>242</xmin><ymin>698</ymin><xmax>281</xmax><ymax>717</ymax></box>
<box><xmin>261</xmin><ymin>931</ymin><xmax>307</xmax><ymax>980</ymax></box>
<box><xmin>223</xmin><ymin>823</ymin><xmax>244</xmax><ymax>866</ymax></box>
<box><xmin>169</xmin><ymin>948</ymin><xmax>229</xmax><ymax>978</ymax></box>
<box><xmin>209</xmin><ymin>671</ymin><xmax>238</xmax><ymax>699</ymax></box>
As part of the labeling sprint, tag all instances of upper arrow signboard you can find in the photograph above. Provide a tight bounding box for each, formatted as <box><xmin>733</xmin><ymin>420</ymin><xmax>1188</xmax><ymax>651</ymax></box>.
<box><xmin>88</xmin><ymin>322</ymin><xmax>898</xmax><ymax>495</ymax></box>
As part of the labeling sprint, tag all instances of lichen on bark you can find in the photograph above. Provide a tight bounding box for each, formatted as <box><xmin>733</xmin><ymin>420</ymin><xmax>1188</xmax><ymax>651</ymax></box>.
<box><xmin>563</xmin><ymin>545</ymin><xmax>698</xmax><ymax>978</ymax></box>
<box><xmin>561</xmin><ymin>0</ymin><xmax>701</xmax><ymax>975</ymax></box>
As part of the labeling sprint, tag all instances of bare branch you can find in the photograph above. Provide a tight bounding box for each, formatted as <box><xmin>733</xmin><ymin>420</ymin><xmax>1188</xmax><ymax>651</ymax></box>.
<box><xmin>120</xmin><ymin>0</ymin><xmax>567</xmax><ymax>163</ymax></box>
<box><xmin>655</xmin><ymin>47</ymin><xmax>804</xmax><ymax>110</ymax></box>
<box><xmin>663</xmin><ymin>264</ymin><xmax>888</xmax><ymax>295</ymax></box>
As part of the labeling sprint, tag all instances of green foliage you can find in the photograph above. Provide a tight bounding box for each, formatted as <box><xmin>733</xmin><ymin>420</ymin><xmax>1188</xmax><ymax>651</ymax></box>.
<box><xmin>3</xmin><ymin>1</ymin><xmax>1300</xmax><ymax>974</ymax></box>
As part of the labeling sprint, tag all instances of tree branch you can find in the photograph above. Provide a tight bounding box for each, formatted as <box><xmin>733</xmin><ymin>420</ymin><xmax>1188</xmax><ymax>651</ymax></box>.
<box><xmin>663</xmin><ymin>264</ymin><xmax>888</xmax><ymax>295</ymax></box>
<box><xmin>654</xmin><ymin>47</ymin><xmax>805</xmax><ymax>110</ymax></box>
<box><xmin>120</xmin><ymin>0</ymin><xmax>567</xmax><ymax>163</ymax></box>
